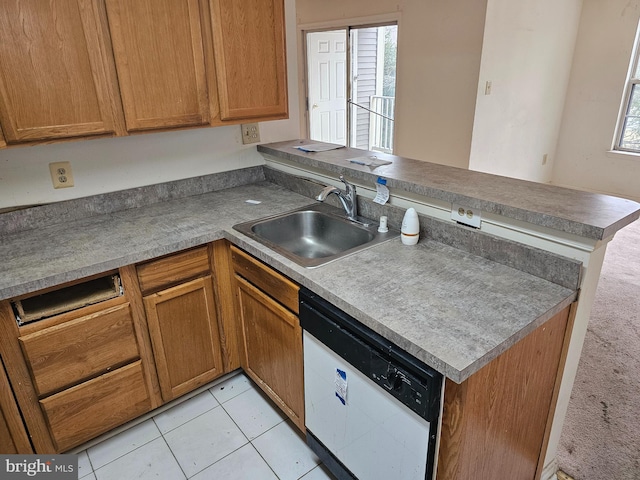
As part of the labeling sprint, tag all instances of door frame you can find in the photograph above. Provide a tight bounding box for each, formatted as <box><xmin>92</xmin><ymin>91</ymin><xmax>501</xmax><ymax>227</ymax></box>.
<box><xmin>298</xmin><ymin>13</ymin><xmax>401</xmax><ymax>142</ymax></box>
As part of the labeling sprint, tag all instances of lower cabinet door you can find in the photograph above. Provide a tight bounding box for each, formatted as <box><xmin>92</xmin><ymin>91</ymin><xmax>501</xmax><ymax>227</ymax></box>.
<box><xmin>0</xmin><ymin>410</ymin><xmax>19</xmax><ymax>453</ymax></box>
<box><xmin>236</xmin><ymin>275</ymin><xmax>304</xmax><ymax>431</ymax></box>
<box><xmin>143</xmin><ymin>276</ymin><xmax>224</xmax><ymax>401</ymax></box>
<box><xmin>0</xmin><ymin>358</ymin><xmax>32</xmax><ymax>453</ymax></box>
<box><xmin>39</xmin><ymin>361</ymin><xmax>152</xmax><ymax>452</ymax></box>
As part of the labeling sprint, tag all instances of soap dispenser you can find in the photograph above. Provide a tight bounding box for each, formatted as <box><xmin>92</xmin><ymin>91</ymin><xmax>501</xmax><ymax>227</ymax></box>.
<box><xmin>401</xmin><ymin>208</ymin><xmax>420</xmax><ymax>245</ymax></box>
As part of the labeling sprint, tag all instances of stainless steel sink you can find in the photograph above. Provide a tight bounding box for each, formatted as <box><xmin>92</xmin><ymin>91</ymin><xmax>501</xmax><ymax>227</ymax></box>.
<box><xmin>233</xmin><ymin>204</ymin><xmax>398</xmax><ymax>268</ymax></box>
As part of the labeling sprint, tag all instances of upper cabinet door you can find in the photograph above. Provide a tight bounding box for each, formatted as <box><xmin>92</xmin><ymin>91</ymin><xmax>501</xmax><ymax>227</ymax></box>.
<box><xmin>105</xmin><ymin>0</ymin><xmax>210</xmax><ymax>131</ymax></box>
<box><xmin>210</xmin><ymin>0</ymin><xmax>288</xmax><ymax>121</ymax></box>
<box><xmin>0</xmin><ymin>0</ymin><xmax>125</xmax><ymax>144</ymax></box>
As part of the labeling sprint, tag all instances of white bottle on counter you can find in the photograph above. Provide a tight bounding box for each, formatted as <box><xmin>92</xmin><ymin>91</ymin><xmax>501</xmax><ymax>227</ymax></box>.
<box><xmin>378</xmin><ymin>215</ymin><xmax>389</xmax><ymax>233</ymax></box>
<box><xmin>401</xmin><ymin>208</ymin><xmax>420</xmax><ymax>245</ymax></box>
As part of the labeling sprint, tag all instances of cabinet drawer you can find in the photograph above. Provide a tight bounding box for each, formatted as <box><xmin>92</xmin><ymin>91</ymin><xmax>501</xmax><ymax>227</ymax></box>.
<box><xmin>137</xmin><ymin>247</ymin><xmax>210</xmax><ymax>294</ymax></box>
<box><xmin>40</xmin><ymin>361</ymin><xmax>152</xmax><ymax>452</ymax></box>
<box><xmin>19</xmin><ymin>303</ymin><xmax>139</xmax><ymax>397</ymax></box>
<box><xmin>231</xmin><ymin>246</ymin><xmax>299</xmax><ymax>313</ymax></box>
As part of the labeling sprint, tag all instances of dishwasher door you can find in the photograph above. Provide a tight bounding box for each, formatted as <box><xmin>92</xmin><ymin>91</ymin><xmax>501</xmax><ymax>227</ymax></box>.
<box><xmin>304</xmin><ymin>331</ymin><xmax>432</xmax><ymax>480</ymax></box>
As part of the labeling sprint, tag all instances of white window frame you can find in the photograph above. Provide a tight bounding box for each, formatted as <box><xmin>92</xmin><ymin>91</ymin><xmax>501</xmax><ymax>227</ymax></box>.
<box><xmin>613</xmin><ymin>21</ymin><xmax>640</xmax><ymax>153</ymax></box>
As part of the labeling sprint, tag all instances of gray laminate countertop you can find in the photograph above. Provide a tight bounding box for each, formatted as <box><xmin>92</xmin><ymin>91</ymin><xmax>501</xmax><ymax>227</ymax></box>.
<box><xmin>0</xmin><ymin>180</ymin><xmax>576</xmax><ymax>383</ymax></box>
<box><xmin>258</xmin><ymin>140</ymin><xmax>640</xmax><ymax>241</ymax></box>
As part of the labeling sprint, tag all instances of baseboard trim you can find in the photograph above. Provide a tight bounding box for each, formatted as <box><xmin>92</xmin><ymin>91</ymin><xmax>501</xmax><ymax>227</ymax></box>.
<box><xmin>557</xmin><ymin>471</ymin><xmax>575</xmax><ymax>480</ymax></box>
<box><xmin>540</xmin><ymin>458</ymin><xmax>559</xmax><ymax>480</ymax></box>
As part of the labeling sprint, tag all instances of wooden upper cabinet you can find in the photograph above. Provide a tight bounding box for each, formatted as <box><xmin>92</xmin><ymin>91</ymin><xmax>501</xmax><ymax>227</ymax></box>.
<box><xmin>210</xmin><ymin>0</ymin><xmax>288</xmax><ymax>121</ymax></box>
<box><xmin>0</xmin><ymin>0</ymin><xmax>288</xmax><ymax>147</ymax></box>
<box><xmin>105</xmin><ymin>0</ymin><xmax>210</xmax><ymax>131</ymax></box>
<box><xmin>0</xmin><ymin>0</ymin><xmax>125</xmax><ymax>143</ymax></box>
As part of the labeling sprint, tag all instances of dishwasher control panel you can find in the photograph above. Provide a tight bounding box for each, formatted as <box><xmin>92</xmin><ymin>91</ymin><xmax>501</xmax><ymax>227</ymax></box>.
<box><xmin>370</xmin><ymin>357</ymin><xmax>432</xmax><ymax>419</ymax></box>
<box><xmin>299</xmin><ymin>288</ymin><xmax>443</xmax><ymax>423</ymax></box>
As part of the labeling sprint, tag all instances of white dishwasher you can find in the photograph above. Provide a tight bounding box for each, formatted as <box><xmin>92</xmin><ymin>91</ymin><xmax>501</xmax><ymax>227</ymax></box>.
<box><xmin>300</xmin><ymin>288</ymin><xmax>443</xmax><ymax>480</ymax></box>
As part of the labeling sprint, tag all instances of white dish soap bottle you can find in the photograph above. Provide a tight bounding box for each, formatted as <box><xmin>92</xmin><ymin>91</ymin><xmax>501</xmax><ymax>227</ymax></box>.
<box><xmin>401</xmin><ymin>208</ymin><xmax>420</xmax><ymax>245</ymax></box>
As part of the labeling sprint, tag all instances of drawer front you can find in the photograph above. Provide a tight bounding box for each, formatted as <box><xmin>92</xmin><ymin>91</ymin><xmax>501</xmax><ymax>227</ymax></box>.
<box><xmin>19</xmin><ymin>303</ymin><xmax>140</xmax><ymax>397</ymax></box>
<box><xmin>40</xmin><ymin>361</ymin><xmax>152</xmax><ymax>452</ymax></box>
<box><xmin>137</xmin><ymin>246</ymin><xmax>210</xmax><ymax>294</ymax></box>
<box><xmin>231</xmin><ymin>246</ymin><xmax>299</xmax><ymax>313</ymax></box>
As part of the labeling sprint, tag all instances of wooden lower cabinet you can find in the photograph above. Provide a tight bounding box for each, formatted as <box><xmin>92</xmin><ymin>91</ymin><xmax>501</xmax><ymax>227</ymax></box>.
<box><xmin>143</xmin><ymin>276</ymin><xmax>224</xmax><ymax>401</ymax></box>
<box><xmin>0</xmin><ymin>357</ymin><xmax>32</xmax><ymax>453</ymax></box>
<box><xmin>0</xmin><ymin>271</ymin><xmax>160</xmax><ymax>453</ymax></box>
<box><xmin>0</xmin><ymin>236</ymin><xmax>573</xmax><ymax>473</ymax></box>
<box><xmin>231</xmin><ymin>246</ymin><xmax>304</xmax><ymax>432</ymax></box>
<box><xmin>40</xmin><ymin>361</ymin><xmax>152</xmax><ymax>452</ymax></box>
<box><xmin>0</xmin><ymin>245</ymin><xmax>231</xmax><ymax>453</ymax></box>
<box><xmin>437</xmin><ymin>305</ymin><xmax>573</xmax><ymax>480</ymax></box>
<box><xmin>18</xmin><ymin>303</ymin><xmax>140</xmax><ymax>397</ymax></box>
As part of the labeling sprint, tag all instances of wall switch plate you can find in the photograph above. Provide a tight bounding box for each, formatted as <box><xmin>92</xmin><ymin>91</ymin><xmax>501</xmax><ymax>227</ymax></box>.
<box><xmin>49</xmin><ymin>162</ymin><xmax>74</xmax><ymax>189</ymax></box>
<box><xmin>241</xmin><ymin>123</ymin><xmax>260</xmax><ymax>144</ymax></box>
<box><xmin>451</xmin><ymin>203</ymin><xmax>481</xmax><ymax>228</ymax></box>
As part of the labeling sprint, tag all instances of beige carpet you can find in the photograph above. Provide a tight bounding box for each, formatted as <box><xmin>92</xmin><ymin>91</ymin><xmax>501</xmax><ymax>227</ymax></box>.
<box><xmin>557</xmin><ymin>219</ymin><xmax>640</xmax><ymax>479</ymax></box>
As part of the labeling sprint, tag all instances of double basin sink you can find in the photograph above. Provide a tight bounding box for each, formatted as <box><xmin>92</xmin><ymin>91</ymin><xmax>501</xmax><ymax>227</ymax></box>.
<box><xmin>233</xmin><ymin>203</ymin><xmax>398</xmax><ymax>268</ymax></box>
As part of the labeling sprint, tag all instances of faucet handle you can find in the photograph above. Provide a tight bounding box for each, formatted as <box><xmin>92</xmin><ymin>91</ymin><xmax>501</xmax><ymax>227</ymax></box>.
<box><xmin>339</xmin><ymin>175</ymin><xmax>355</xmax><ymax>195</ymax></box>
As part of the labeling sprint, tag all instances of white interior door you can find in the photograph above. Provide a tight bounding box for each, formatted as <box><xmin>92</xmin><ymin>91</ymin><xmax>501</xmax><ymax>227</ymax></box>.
<box><xmin>307</xmin><ymin>31</ymin><xmax>347</xmax><ymax>145</ymax></box>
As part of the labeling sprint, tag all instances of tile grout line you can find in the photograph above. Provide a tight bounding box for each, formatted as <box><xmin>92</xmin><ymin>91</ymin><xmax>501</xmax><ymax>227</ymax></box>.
<box><xmin>215</xmin><ymin>382</ymin><xmax>290</xmax><ymax>479</ymax></box>
<box><xmin>89</xmin><ymin>433</ymin><xmax>162</xmax><ymax>478</ymax></box>
<box><xmin>177</xmin><ymin>388</ymin><xmax>252</xmax><ymax>479</ymax></box>
<box><xmin>75</xmin><ymin>374</ymin><xmax>319</xmax><ymax>480</ymax></box>
<box><xmin>247</xmin><ymin>442</ymin><xmax>282</xmax><ymax>480</ymax></box>
<box><xmin>151</xmin><ymin>392</ymin><xmax>221</xmax><ymax>436</ymax></box>
<box><xmin>81</xmin><ymin>376</ymin><xmax>241</xmax><ymax>479</ymax></box>
<box><xmin>170</xmin><ymin>378</ymin><xmax>259</xmax><ymax>479</ymax></box>
<box><xmin>157</xmin><ymin>433</ymin><xmax>189</xmax><ymax>480</ymax></box>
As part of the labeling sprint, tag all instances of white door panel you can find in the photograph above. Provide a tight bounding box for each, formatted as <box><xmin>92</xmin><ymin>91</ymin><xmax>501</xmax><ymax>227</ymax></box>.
<box><xmin>307</xmin><ymin>31</ymin><xmax>347</xmax><ymax>145</ymax></box>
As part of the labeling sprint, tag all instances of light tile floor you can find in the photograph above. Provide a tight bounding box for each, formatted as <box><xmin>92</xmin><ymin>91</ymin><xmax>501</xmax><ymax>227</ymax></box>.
<box><xmin>74</xmin><ymin>372</ymin><xmax>335</xmax><ymax>480</ymax></box>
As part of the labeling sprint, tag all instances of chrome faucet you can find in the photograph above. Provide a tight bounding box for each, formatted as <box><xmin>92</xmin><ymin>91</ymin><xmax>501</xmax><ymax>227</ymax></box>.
<box><xmin>316</xmin><ymin>175</ymin><xmax>358</xmax><ymax>221</ymax></box>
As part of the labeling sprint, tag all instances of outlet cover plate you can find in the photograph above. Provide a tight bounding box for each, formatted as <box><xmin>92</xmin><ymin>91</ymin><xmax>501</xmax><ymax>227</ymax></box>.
<box><xmin>451</xmin><ymin>203</ymin><xmax>481</xmax><ymax>228</ymax></box>
<box><xmin>49</xmin><ymin>162</ymin><xmax>74</xmax><ymax>189</ymax></box>
<box><xmin>241</xmin><ymin>123</ymin><xmax>260</xmax><ymax>144</ymax></box>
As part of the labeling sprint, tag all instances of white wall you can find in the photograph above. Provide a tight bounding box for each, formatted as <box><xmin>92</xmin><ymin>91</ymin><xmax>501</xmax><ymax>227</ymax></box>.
<box><xmin>552</xmin><ymin>0</ymin><xmax>640</xmax><ymax>202</ymax></box>
<box><xmin>296</xmin><ymin>0</ymin><xmax>487</xmax><ymax>170</ymax></box>
<box><xmin>0</xmin><ymin>0</ymin><xmax>300</xmax><ymax>210</ymax></box>
<box><xmin>468</xmin><ymin>0</ymin><xmax>583</xmax><ymax>183</ymax></box>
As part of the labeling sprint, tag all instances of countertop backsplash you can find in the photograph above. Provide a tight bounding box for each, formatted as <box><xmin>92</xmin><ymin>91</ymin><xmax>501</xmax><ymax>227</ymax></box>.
<box><xmin>0</xmin><ymin>166</ymin><xmax>266</xmax><ymax>236</ymax></box>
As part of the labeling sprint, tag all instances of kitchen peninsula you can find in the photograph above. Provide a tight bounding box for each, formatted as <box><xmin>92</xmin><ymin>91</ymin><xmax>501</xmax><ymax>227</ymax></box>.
<box><xmin>1</xmin><ymin>141</ymin><xmax>638</xmax><ymax>479</ymax></box>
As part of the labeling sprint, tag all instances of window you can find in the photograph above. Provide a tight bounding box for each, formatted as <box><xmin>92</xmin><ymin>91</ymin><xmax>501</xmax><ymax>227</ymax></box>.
<box><xmin>305</xmin><ymin>24</ymin><xmax>398</xmax><ymax>153</ymax></box>
<box><xmin>615</xmin><ymin>23</ymin><xmax>640</xmax><ymax>152</ymax></box>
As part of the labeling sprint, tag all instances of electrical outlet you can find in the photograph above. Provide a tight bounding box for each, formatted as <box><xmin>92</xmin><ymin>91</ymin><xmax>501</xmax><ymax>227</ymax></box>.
<box><xmin>49</xmin><ymin>162</ymin><xmax>74</xmax><ymax>189</ymax></box>
<box><xmin>451</xmin><ymin>203</ymin><xmax>482</xmax><ymax>228</ymax></box>
<box><xmin>241</xmin><ymin>123</ymin><xmax>260</xmax><ymax>144</ymax></box>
